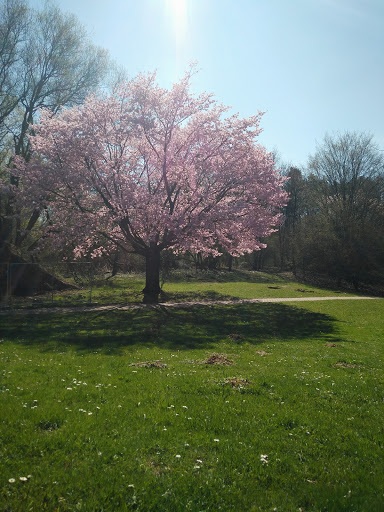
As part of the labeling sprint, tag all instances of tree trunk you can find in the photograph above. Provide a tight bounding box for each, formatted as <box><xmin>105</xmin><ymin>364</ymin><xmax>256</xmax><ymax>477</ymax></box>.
<box><xmin>227</xmin><ymin>254</ymin><xmax>233</xmax><ymax>272</ymax></box>
<box><xmin>143</xmin><ymin>243</ymin><xmax>161</xmax><ymax>304</ymax></box>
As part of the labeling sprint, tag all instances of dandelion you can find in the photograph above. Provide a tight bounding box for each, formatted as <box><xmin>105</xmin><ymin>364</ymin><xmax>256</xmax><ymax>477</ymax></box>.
<box><xmin>8</xmin><ymin>478</ymin><xmax>15</xmax><ymax>483</ymax></box>
<box><xmin>19</xmin><ymin>477</ymin><xmax>28</xmax><ymax>481</ymax></box>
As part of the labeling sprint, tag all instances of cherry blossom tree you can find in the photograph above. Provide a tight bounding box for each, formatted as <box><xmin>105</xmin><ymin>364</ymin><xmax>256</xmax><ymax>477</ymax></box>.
<box><xmin>19</xmin><ymin>68</ymin><xmax>288</xmax><ymax>303</ymax></box>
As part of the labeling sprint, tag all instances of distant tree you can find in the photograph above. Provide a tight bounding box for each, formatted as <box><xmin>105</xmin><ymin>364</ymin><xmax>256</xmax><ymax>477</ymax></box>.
<box><xmin>277</xmin><ymin>167</ymin><xmax>308</xmax><ymax>272</ymax></box>
<box><xmin>0</xmin><ymin>0</ymin><xmax>111</xmax><ymax>260</ymax></box>
<box><xmin>19</xmin><ymin>68</ymin><xmax>288</xmax><ymax>302</ymax></box>
<box><xmin>307</xmin><ymin>132</ymin><xmax>384</xmax><ymax>288</ymax></box>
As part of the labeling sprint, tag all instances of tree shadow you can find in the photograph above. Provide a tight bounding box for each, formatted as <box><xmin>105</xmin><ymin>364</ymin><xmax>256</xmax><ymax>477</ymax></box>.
<box><xmin>0</xmin><ymin>303</ymin><xmax>341</xmax><ymax>354</ymax></box>
<box><xmin>165</xmin><ymin>269</ymin><xmax>287</xmax><ymax>284</ymax></box>
<box><xmin>160</xmin><ymin>290</ymin><xmax>237</xmax><ymax>302</ymax></box>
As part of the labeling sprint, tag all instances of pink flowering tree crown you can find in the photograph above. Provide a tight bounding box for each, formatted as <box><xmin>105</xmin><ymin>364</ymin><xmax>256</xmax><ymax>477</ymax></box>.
<box><xmin>20</xmin><ymin>67</ymin><xmax>288</xmax><ymax>302</ymax></box>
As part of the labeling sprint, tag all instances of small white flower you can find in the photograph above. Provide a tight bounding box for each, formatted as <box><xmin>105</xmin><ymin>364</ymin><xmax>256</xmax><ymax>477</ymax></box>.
<box><xmin>182</xmin><ymin>406</ymin><xmax>188</xmax><ymax>409</ymax></box>
<box><xmin>8</xmin><ymin>478</ymin><xmax>15</xmax><ymax>483</ymax></box>
<box><xmin>260</xmin><ymin>454</ymin><xmax>269</xmax><ymax>464</ymax></box>
<box><xmin>19</xmin><ymin>477</ymin><xmax>28</xmax><ymax>481</ymax></box>
<box><xmin>163</xmin><ymin>428</ymin><xmax>167</xmax><ymax>431</ymax></box>
<box><xmin>175</xmin><ymin>454</ymin><xmax>181</xmax><ymax>458</ymax></box>
<box><xmin>66</xmin><ymin>387</ymin><xmax>72</xmax><ymax>391</ymax></box>
<box><xmin>196</xmin><ymin>459</ymin><xmax>203</xmax><ymax>463</ymax></box>
<box><xmin>213</xmin><ymin>439</ymin><xmax>219</xmax><ymax>442</ymax></box>
<box><xmin>128</xmin><ymin>484</ymin><xmax>134</xmax><ymax>488</ymax></box>
<box><xmin>88</xmin><ymin>412</ymin><xmax>92</xmax><ymax>415</ymax></box>
<box><xmin>194</xmin><ymin>465</ymin><xmax>200</xmax><ymax>469</ymax></box>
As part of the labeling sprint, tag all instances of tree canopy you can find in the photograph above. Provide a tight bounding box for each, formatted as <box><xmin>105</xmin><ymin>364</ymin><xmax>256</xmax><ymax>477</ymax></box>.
<box><xmin>19</xmin><ymin>68</ymin><xmax>288</xmax><ymax>302</ymax></box>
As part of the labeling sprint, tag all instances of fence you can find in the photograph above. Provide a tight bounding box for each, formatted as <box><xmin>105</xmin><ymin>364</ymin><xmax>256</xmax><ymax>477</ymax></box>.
<box><xmin>0</xmin><ymin>261</ymin><xmax>95</xmax><ymax>309</ymax></box>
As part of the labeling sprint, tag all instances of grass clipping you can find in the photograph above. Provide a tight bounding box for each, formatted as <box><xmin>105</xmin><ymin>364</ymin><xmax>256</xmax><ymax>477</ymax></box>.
<box><xmin>131</xmin><ymin>360</ymin><xmax>168</xmax><ymax>368</ymax></box>
<box><xmin>201</xmin><ymin>353</ymin><xmax>234</xmax><ymax>366</ymax></box>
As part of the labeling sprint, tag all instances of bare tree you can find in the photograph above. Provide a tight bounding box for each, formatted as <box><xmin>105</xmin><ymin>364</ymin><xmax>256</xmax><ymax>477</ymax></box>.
<box><xmin>307</xmin><ymin>132</ymin><xmax>384</xmax><ymax>289</ymax></box>
<box><xmin>0</xmin><ymin>0</ymin><xmax>113</xmax><ymax>258</ymax></box>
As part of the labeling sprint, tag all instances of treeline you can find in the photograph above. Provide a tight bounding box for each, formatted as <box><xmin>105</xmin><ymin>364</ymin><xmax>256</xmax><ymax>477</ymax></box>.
<box><xmin>258</xmin><ymin>132</ymin><xmax>384</xmax><ymax>291</ymax></box>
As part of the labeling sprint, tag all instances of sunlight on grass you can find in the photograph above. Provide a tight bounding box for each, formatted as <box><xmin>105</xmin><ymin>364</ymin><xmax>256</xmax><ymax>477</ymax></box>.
<box><xmin>1</xmin><ymin>299</ymin><xmax>383</xmax><ymax>510</ymax></box>
<box><xmin>20</xmin><ymin>269</ymin><xmax>359</xmax><ymax>309</ymax></box>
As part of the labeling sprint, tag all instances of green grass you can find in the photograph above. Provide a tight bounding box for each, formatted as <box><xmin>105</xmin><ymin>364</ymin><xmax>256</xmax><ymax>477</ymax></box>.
<box><xmin>1</xmin><ymin>295</ymin><xmax>383</xmax><ymax>511</ymax></box>
<box><xmin>35</xmin><ymin>270</ymin><xmax>361</xmax><ymax>308</ymax></box>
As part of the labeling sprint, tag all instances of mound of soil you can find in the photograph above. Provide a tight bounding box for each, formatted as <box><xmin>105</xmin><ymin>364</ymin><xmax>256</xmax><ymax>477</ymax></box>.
<box><xmin>202</xmin><ymin>353</ymin><xmax>234</xmax><ymax>365</ymax></box>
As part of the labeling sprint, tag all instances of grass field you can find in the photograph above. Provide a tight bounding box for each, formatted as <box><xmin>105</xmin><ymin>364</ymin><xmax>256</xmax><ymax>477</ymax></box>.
<box><xmin>32</xmin><ymin>270</ymin><xmax>361</xmax><ymax>308</ymax></box>
<box><xmin>1</xmin><ymin>274</ymin><xmax>383</xmax><ymax>511</ymax></box>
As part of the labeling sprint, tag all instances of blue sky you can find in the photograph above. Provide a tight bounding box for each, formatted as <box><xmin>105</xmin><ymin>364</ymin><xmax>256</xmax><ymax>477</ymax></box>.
<box><xmin>30</xmin><ymin>0</ymin><xmax>384</xmax><ymax>168</ymax></box>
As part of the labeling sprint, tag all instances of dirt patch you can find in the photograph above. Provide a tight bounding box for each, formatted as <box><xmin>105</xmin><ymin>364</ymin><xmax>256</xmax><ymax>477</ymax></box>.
<box><xmin>255</xmin><ymin>350</ymin><xmax>270</xmax><ymax>356</ymax></box>
<box><xmin>145</xmin><ymin>460</ymin><xmax>170</xmax><ymax>475</ymax></box>
<box><xmin>333</xmin><ymin>362</ymin><xmax>358</xmax><ymax>369</ymax></box>
<box><xmin>201</xmin><ymin>353</ymin><xmax>234</xmax><ymax>365</ymax></box>
<box><xmin>131</xmin><ymin>360</ymin><xmax>168</xmax><ymax>368</ymax></box>
<box><xmin>326</xmin><ymin>343</ymin><xmax>339</xmax><ymax>347</ymax></box>
<box><xmin>219</xmin><ymin>377</ymin><xmax>250</xmax><ymax>388</ymax></box>
<box><xmin>228</xmin><ymin>333</ymin><xmax>243</xmax><ymax>342</ymax></box>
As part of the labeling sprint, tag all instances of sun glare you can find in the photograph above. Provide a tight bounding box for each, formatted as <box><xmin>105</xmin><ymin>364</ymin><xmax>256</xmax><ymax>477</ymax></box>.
<box><xmin>166</xmin><ymin>0</ymin><xmax>188</xmax><ymax>43</ymax></box>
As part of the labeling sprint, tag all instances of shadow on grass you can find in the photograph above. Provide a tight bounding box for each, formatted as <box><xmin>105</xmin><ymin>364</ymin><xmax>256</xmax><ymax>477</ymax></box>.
<box><xmin>160</xmin><ymin>290</ymin><xmax>238</xmax><ymax>302</ymax></box>
<box><xmin>165</xmin><ymin>269</ymin><xmax>286</xmax><ymax>284</ymax></box>
<box><xmin>0</xmin><ymin>303</ymin><xmax>340</xmax><ymax>354</ymax></box>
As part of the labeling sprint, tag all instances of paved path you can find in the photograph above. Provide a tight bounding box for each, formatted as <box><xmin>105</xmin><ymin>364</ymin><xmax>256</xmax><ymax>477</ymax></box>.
<box><xmin>0</xmin><ymin>295</ymin><xmax>380</xmax><ymax>316</ymax></box>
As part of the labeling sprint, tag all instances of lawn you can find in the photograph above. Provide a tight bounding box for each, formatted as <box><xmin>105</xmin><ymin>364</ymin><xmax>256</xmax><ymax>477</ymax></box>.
<box><xmin>24</xmin><ymin>269</ymin><xmax>361</xmax><ymax>308</ymax></box>
<box><xmin>0</xmin><ymin>281</ymin><xmax>383</xmax><ymax>510</ymax></box>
